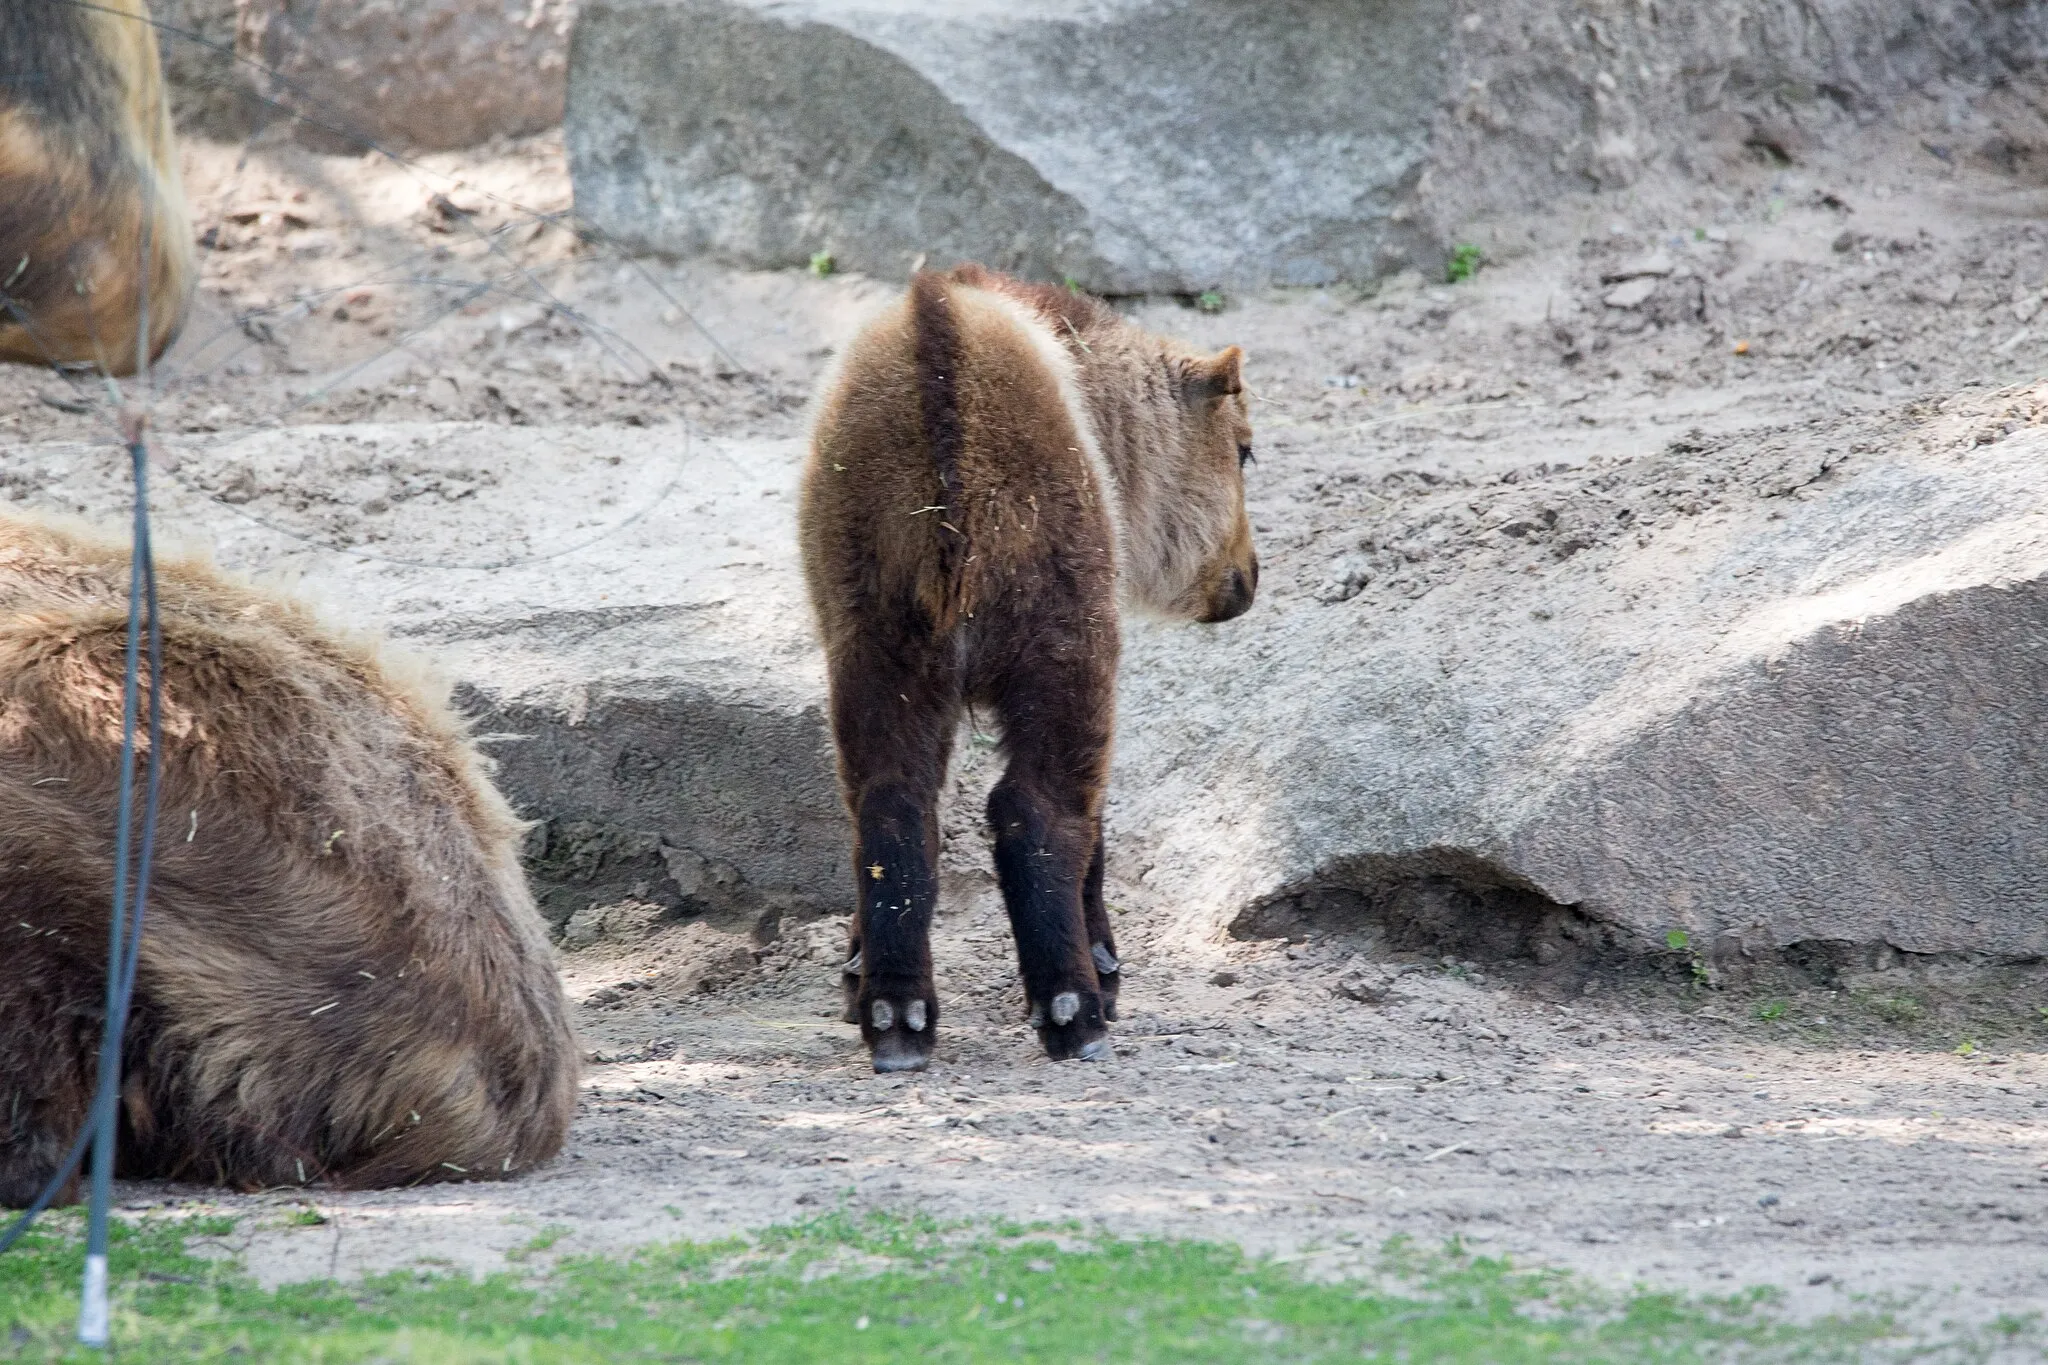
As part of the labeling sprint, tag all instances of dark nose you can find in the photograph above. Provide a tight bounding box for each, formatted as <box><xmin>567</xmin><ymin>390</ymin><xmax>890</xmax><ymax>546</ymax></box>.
<box><xmin>1201</xmin><ymin>564</ymin><xmax>1257</xmax><ymax>623</ymax></box>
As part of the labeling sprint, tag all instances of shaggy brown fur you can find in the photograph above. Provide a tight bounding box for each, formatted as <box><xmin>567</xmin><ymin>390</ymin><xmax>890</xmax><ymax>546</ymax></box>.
<box><xmin>0</xmin><ymin>510</ymin><xmax>577</xmax><ymax>1206</ymax></box>
<box><xmin>799</xmin><ymin>266</ymin><xmax>1257</xmax><ymax>1071</ymax></box>
<box><xmin>0</xmin><ymin>0</ymin><xmax>193</xmax><ymax>373</ymax></box>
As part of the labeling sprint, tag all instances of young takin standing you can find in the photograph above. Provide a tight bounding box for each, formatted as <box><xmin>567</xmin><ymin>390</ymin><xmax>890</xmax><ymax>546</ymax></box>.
<box><xmin>799</xmin><ymin>265</ymin><xmax>1258</xmax><ymax>1072</ymax></box>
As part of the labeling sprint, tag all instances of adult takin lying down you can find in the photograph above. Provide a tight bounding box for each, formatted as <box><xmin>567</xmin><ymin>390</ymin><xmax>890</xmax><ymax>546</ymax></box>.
<box><xmin>0</xmin><ymin>509</ymin><xmax>578</xmax><ymax>1204</ymax></box>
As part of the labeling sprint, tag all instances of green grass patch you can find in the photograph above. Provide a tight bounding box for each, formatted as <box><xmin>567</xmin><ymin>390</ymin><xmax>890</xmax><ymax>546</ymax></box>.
<box><xmin>0</xmin><ymin>1207</ymin><xmax>2025</xmax><ymax>1362</ymax></box>
<box><xmin>1445</xmin><ymin>242</ymin><xmax>1483</xmax><ymax>283</ymax></box>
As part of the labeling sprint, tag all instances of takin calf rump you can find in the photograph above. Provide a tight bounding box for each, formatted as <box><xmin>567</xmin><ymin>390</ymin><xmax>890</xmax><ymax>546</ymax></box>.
<box><xmin>0</xmin><ymin>0</ymin><xmax>193</xmax><ymax>373</ymax></box>
<box><xmin>800</xmin><ymin>266</ymin><xmax>1259</xmax><ymax>1072</ymax></box>
<box><xmin>0</xmin><ymin>510</ymin><xmax>577</xmax><ymax>1205</ymax></box>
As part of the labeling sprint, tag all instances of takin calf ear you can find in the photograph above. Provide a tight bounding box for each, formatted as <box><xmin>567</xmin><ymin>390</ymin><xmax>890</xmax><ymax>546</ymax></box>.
<box><xmin>1178</xmin><ymin>346</ymin><xmax>1244</xmax><ymax>405</ymax></box>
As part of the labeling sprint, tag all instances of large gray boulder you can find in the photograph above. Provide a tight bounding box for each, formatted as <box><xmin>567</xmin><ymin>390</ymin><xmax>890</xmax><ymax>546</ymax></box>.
<box><xmin>7</xmin><ymin>394</ymin><xmax>2044</xmax><ymax>962</ymax></box>
<box><xmin>566</xmin><ymin>0</ymin><xmax>1450</xmax><ymax>291</ymax></box>
<box><xmin>565</xmin><ymin>0</ymin><xmax>2048</xmax><ymax>292</ymax></box>
<box><xmin>1133</xmin><ymin>412</ymin><xmax>2048</xmax><ymax>964</ymax></box>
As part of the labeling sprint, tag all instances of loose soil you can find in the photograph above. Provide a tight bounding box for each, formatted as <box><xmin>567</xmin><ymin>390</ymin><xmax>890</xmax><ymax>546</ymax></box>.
<box><xmin>7</xmin><ymin>104</ymin><xmax>2048</xmax><ymax>1335</ymax></box>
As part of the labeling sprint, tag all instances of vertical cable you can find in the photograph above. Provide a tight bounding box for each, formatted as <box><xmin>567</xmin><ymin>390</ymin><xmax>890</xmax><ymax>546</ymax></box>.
<box><xmin>78</xmin><ymin>108</ymin><xmax>164</xmax><ymax>1352</ymax></box>
<box><xmin>74</xmin><ymin>437</ymin><xmax>149</xmax><ymax>1349</ymax></box>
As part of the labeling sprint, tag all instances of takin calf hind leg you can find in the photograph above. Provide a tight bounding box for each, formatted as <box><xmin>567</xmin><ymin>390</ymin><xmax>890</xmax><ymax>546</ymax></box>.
<box><xmin>849</xmin><ymin>779</ymin><xmax>945</xmax><ymax>1072</ymax></box>
<box><xmin>989</xmin><ymin>775</ymin><xmax>1110</xmax><ymax>1062</ymax></box>
<box><xmin>1079</xmin><ymin>820</ymin><xmax>1120</xmax><ymax>1022</ymax></box>
<box><xmin>830</xmin><ymin>650</ymin><xmax>957</xmax><ymax>1073</ymax></box>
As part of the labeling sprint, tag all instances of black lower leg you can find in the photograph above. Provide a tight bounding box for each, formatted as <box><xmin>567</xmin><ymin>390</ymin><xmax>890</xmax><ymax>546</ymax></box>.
<box><xmin>853</xmin><ymin>781</ymin><xmax>940</xmax><ymax>1072</ymax></box>
<box><xmin>988</xmin><ymin>779</ymin><xmax>1107</xmax><ymax>1061</ymax></box>
<box><xmin>1079</xmin><ymin>821</ymin><xmax>1119</xmax><ymax>1021</ymax></box>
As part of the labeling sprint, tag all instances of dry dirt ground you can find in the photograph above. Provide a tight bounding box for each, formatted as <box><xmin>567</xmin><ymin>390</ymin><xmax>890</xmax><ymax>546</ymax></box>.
<box><xmin>9</xmin><ymin>107</ymin><xmax>2048</xmax><ymax>1333</ymax></box>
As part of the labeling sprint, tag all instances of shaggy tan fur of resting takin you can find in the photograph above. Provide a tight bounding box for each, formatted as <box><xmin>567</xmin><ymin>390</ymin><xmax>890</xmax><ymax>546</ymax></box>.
<box><xmin>0</xmin><ymin>509</ymin><xmax>577</xmax><ymax>1205</ymax></box>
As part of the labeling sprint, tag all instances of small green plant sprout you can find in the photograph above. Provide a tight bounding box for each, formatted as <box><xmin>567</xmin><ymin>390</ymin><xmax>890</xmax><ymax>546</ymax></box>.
<box><xmin>284</xmin><ymin>1206</ymin><xmax>327</xmax><ymax>1228</ymax></box>
<box><xmin>1955</xmin><ymin>1038</ymin><xmax>1980</xmax><ymax>1057</ymax></box>
<box><xmin>1693</xmin><ymin>226</ymin><xmax>1708</xmax><ymax>241</ymax></box>
<box><xmin>1196</xmin><ymin>288</ymin><xmax>1226</xmax><ymax>314</ymax></box>
<box><xmin>1754</xmin><ymin>999</ymin><xmax>1787</xmax><ymax>1022</ymax></box>
<box><xmin>1666</xmin><ymin>928</ymin><xmax>1712</xmax><ymax>987</ymax></box>
<box><xmin>1445</xmin><ymin>243</ymin><xmax>1483</xmax><ymax>283</ymax></box>
<box><xmin>809</xmin><ymin>250</ymin><xmax>836</xmax><ymax>277</ymax></box>
<box><xmin>1062</xmin><ymin>274</ymin><xmax>1082</xmax><ymax>293</ymax></box>
<box><xmin>506</xmin><ymin>1223</ymin><xmax>572</xmax><ymax>1263</ymax></box>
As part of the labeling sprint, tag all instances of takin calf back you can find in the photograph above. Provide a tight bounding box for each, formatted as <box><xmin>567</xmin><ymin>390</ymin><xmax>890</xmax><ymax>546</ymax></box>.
<box><xmin>800</xmin><ymin>266</ymin><xmax>1258</xmax><ymax>1072</ymax></box>
<box><xmin>0</xmin><ymin>0</ymin><xmax>193</xmax><ymax>373</ymax></box>
<box><xmin>0</xmin><ymin>511</ymin><xmax>577</xmax><ymax>1204</ymax></box>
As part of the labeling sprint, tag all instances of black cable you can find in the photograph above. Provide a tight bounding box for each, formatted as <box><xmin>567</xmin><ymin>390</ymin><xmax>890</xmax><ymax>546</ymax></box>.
<box><xmin>0</xmin><ymin>440</ymin><xmax>160</xmax><ymax>1293</ymax></box>
<box><xmin>77</xmin><ymin>436</ymin><xmax>159</xmax><ymax>1345</ymax></box>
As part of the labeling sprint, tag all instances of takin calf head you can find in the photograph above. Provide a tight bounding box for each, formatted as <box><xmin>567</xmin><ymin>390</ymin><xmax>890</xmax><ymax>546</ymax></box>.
<box><xmin>944</xmin><ymin>264</ymin><xmax>1261</xmax><ymax>626</ymax></box>
<box><xmin>1150</xmin><ymin>342</ymin><xmax>1258</xmax><ymax>623</ymax></box>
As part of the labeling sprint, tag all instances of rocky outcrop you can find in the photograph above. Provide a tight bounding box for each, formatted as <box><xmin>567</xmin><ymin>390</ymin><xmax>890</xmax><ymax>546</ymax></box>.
<box><xmin>565</xmin><ymin>0</ymin><xmax>2048</xmax><ymax>290</ymax></box>
<box><xmin>566</xmin><ymin>0</ymin><xmax>1451</xmax><ymax>291</ymax></box>
<box><xmin>168</xmin><ymin>421</ymin><xmax>840</xmax><ymax>939</ymax></box>
<box><xmin>24</xmin><ymin>381</ymin><xmax>2035</xmax><ymax>965</ymax></box>
<box><xmin>1130</xmin><ymin>392</ymin><xmax>2048</xmax><ymax>963</ymax></box>
<box><xmin>8</xmin><ymin>389</ymin><xmax>2044</xmax><ymax>961</ymax></box>
<box><xmin>1426</xmin><ymin>0</ymin><xmax>2048</xmax><ymax>228</ymax></box>
<box><xmin>155</xmin><ymin>0</ymin><xmax>577</xmax><ymax>149</ymax></box>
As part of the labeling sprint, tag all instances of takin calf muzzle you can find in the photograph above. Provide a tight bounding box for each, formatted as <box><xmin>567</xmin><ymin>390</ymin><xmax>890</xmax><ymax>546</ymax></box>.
<box><xmin>799</xmin><ymin>263</ymin><xmax>1259</xmax><ymax>1072</ymax></box>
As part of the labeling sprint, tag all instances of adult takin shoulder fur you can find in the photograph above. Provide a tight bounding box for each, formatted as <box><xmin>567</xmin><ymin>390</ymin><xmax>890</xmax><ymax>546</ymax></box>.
<box><xmin>0</xmin><ymin>510</ymin><xmax>578</xmax><ymax>1204</ymax></box>
<box><xmin>800</xmin><ymin>265</ymin><xmax>1259</xmax><ymax>1072</ymax></box>
<box><xmin>0</xmin><ymin>0</ymin><xmax>193</xmax><ymax>373</ymax></box>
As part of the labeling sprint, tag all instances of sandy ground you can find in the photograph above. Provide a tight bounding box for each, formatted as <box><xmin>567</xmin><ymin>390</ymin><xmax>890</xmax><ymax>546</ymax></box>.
<box><xmin>8</xmin><ymin>109</ymin><xmax>2048</xmax><ymax>1335</ymax></box>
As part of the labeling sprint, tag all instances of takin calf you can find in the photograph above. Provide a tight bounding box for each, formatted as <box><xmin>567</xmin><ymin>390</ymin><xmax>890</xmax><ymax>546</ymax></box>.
<box><xmin>800</xmin><ymin>266</ymin><xmax>1258</xmax><ymax>1072</ymax></box>
<box><xmin>0</xmin><ymin>511</ymin><xmax>578</xmax><ymax>1205</ymax></box>
<box><xmin>0</xmin><ymin>0</ymin><xmax>193</xmax><ymax>373</ymax></box>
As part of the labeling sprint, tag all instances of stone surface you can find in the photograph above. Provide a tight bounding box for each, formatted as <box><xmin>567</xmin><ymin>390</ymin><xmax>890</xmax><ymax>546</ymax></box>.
<box><xmin>1129</xmin><ymin>408</ymin><xmax>2048</xmax><ymax>963</ymax></box>
<box><xmin>233</xmin><ymin>0</ymin><xmax>577</xmax><ymax>151</ymax></box>
<box><xmin>64</xmin><ymin>421</ymin><xmax>842</xmax><ymax>940</ymax></box>
<box><xmin>154</xmin><ymin>0</ymin><xmax>251</xmax><ymax>138</ymax></box>
<box><xmin>1423</xmin><ymin>0</ymin><xmax>2048</xmax><ymax>229</ymax></box>
<box><xmin>565</xmin><ymin>0</ymin><xmax>2048</xmax><ymax>290</ymax></box>
<box><xmin>566</xmin><ymin>0</ymin><xmax>1449</xmax><ymax>290</ymax></box>
<box><xmin>1601</xmin><ymin>277</ymin><xmax>1659</xmax><ymax>309</ymax></box>
<box><xmin>26</xmin><ymin>392</ymin><xmax>2040</xmax><ymax>963</ymax></box>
